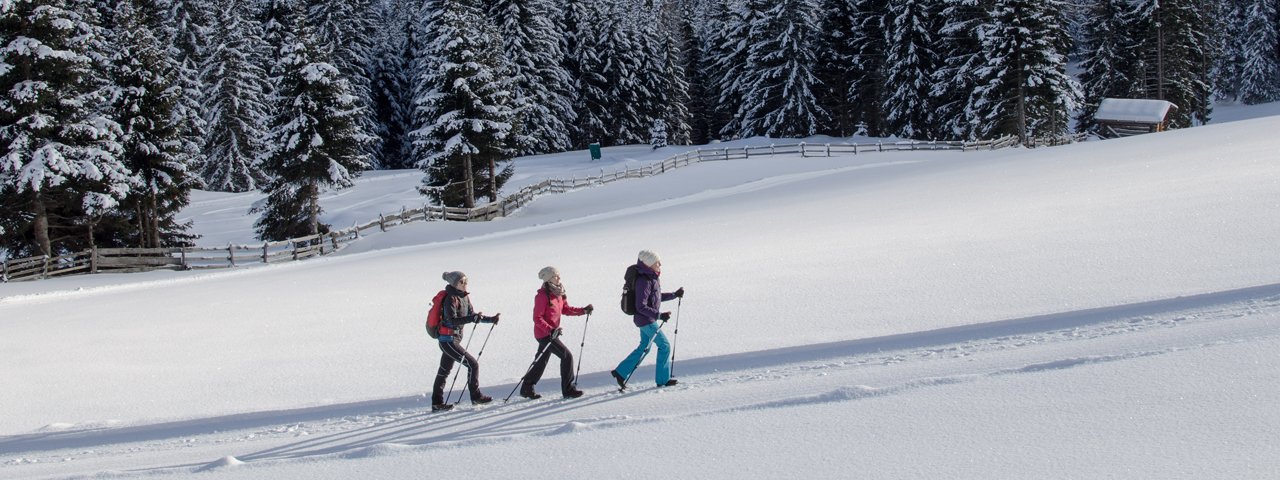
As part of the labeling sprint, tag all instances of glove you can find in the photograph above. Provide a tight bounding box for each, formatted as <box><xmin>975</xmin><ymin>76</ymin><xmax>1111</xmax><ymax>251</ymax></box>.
<box><xmin>659</xmin><ymin>312</ymin><xmax>671</xmax><ymax>321</ymax></box>
<box><xmin>584</xmin><ymin>304</ymin><xmax>594</xmax><ymax>314</ymax></box>
<box><xmin>483</xmin><ymin>313</ymin><xmax>500</xmax><ymax>325</ymax></box>
<box><xmin>674</xmin><ymin>287</ymin><xmax>685</xmax><ymax>298</ymax></box>
<box><xmin>552</xmin><ymin>327</ymin><xmax>563</xmax><ymax>338</ymax></box>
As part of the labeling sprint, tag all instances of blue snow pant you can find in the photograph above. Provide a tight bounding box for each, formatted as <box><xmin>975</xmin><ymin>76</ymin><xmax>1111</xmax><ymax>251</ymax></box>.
<box><xmin>614</xmin><ymin>322</ymin><xmax>670</xmax><ymax>386</ymax></box>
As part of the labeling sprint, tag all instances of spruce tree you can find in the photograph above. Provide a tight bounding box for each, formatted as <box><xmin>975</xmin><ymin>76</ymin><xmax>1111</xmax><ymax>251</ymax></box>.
<box><xmin>882</xmin><ymin>0</ymin><xmax>939</xmax><ymax>140</ymax></box>
<box><xmin>1076</xmin><ymin>0</ymin><xmax>1142</xmax><ymax>133</ymax></box>
<box><xmin>849</xmin><ymin>0</ymin><xmax>890</xmax><ymax>137</ymax></box>
<box><xmin>0</xmin><ymin>0</ymin><xmax>131</xmax><ymax>257</ymax></box>
<box><xmin>255</xmin><ymin>13</ymin><xmax>372</xmax><ymax>241</ymax></box>
<box><xmin>107</xmin><ymin>0</ymin><xmax>201</xmax><ymax>248</ymax></box>
<box><xmin>306</xmin><ymin>0</ymin><xmax>380</xmax><ymax>165</ymax></box>
<box><xmin>815</xmin><ymin>0</ymin><xmax>860</xmax><ymax>137</ymax></box>
<box><xmin>412</xmin><ymin>0</ymin><xmax>514</xmax><ymax>208</ymax></box>
<box><xmin>1237</xmin><ymin>0</ymin><xmax>1280</xmax><ymax>104</ymax></box>
<box><xmin>710</xmin><ymin>0</ymin><xmax>761</xmax><ymax>139</ymax></box>
<box><xmin>488</xmin><ymin>0</ymin><xmax>575</xmax><ymax>155</ymax></box>
<box><xmin>735</xmin><ymin>0</ymin><xmax>828</xmax><ymax>138</ymax></box>
<box><xmin>368</xmin><ymin>0</ymin><xmax>415</xmax><ymax>169</ymax></box>
<box><xmin>199</xmin><ymin>0</ymin><xmax>271</xmax><ymax>192</ymax></box>
<box><xmin>1129</xmin><ymin>0</ymin><xmax>1214</xmax><ymax>127</ymax></box>
<box><xmin>968</xmin><ymin>0</ymin><xmax>1080</xmax><ymax>142</ymax></box>
<box><xmin>931</xmin><ymin>0</ymin><xmax>986</xmax><ymax>140</ymax></box>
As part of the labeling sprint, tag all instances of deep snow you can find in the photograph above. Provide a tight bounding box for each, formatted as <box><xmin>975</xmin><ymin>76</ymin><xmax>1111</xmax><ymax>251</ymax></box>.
<box><xmin>1</xmin><ymin>107</ymin><xmax>1279</xmax><ymax>479</ymax></box>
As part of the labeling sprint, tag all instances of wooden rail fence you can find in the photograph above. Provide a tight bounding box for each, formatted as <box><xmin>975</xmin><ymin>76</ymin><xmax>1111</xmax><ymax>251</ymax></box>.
<box><xmin>2</xmin><ymin>137</ymin><xmax>1023</xmax><ymax>282</ymax></box>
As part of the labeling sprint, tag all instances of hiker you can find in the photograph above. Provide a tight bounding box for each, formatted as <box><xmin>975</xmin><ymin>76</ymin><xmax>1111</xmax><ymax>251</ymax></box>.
<box><xmin>520</xmin><ymin>266</ymin><xmax>593</xmax><ymax>399</ymax></box>
<box><xmin>432</xmin><ymin>271</ymin><xmax>500</xmax><ymax>411</ymax></box>
<box><xmin>611</xmin><ymin>250</ymin><xmax>684</xmax><ymax>388</ymax></box>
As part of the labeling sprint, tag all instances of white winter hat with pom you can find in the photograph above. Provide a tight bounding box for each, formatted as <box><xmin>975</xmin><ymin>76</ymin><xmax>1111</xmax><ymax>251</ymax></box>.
<box><xmin>638</xmin><ymin>250</ymin><xmax>661</xmax><ymax>267</ymax></box>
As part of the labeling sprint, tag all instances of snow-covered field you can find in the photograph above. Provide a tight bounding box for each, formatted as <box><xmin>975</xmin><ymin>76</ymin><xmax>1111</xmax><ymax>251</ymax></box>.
<box><xmin>2</xmin><ymin>108</ymin><xmax>1280</xmax><ymax>479</ymax></box>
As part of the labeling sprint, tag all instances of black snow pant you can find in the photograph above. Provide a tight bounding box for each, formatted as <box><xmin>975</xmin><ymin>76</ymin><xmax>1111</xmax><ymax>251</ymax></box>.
<box><xmin>522</xmin><ymin>335</ymin><xmax>575</xmax><ymax>395</ymax></box>
<box><xmin>433</xmin><ymin>338</ymin><xmax>481</xmax><ymax>404</ymax></box>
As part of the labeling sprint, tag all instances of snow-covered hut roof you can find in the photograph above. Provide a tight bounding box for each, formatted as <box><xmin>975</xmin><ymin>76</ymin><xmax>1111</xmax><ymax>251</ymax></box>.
<box><xmin>1095</xmin><ymin>98</ymin><xmax>1178</xmax><ymax>124</ymax></box>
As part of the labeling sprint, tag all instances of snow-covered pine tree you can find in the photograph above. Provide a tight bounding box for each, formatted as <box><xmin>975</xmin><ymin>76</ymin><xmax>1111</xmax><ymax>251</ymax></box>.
<box><xmin>735</xmin><ymin>0</ymin><xmax>828</xmax><ymax>138</ymax></box>
<box><xmin>306</xmin><ymin>0</ymin><xmax>380</xmax><ymax>166</ymax></box>
<box><xmin>710</xmin><ymin>0</ymin><xmax>760</xmax><ymax>139</ymax></box>
<box><xmin>255</xmin><ymin>12</ymin><xmax>372</xmax><ymax>241</ymax></box>
<box><xmin>488</xmin><ymin>0</ymin><xmax>576</xmax><ymax>155</ymax></box>
<box><xmin>1076</xmin><ymin>0</ymin><xmax>1142</xmax><ymax>134</ymax></box>
<box><xmin>968</xmin><ymin>0</ymin><xmax>1080</xmax><ymax>143</ymax></box>
<box><xmin>1128</xmin><ymin>0</ymin><xmax>1214</xmax><ymax>127</ymax></box>
<box><xmin>560</xmin><ymin>0</ymin><xmax>592</xmax><ymax>148</ymax></box>
<box><xmin>682</xmin><ymin>11</ymin><xmax>717</xmax><ymax>144</ymax></box>
<box><xmin>1236</xmin><ymin>0</ymin><xmax>1280</xmax><ymax>104</ymax></box>
<box><xmin>199</xmin><ymin>0</ymin><xmax>271</xmax><ymax>192</ymax></box>
<box><xmin>931</xmin><ymin>0</ymin><xmax>986</xmax><ymax>140</ymax></box>
<box><xmin>848</xmin><ymin>0</ymin><xmax>889</xmax><ymax>137</ymax></box>
<box><xmin>659</xmin><ymin>11</ymin><xmax>693</xmax><ymax>146</ymax></box>
<box><xmin>633</xmin><ymin>1</ymin><xmax>691</xmax><ymax>146</ymax></box>
<box><xmin>367</xmin><ymin>0</ymin><xmax>415</xmax><ymax>169</ymax></box>
<box><xmin>597</xmin><ymin>0</ymin><xmax>645</xmax><ymax>145</ymax></box>
<box><xmin>0</xmin><ymin>0</ymin><xmax>131</xmax><ymax>257</ymax></box>
<box><xmin>882</xmin><ymin>0</ymin><xmax>940</xmax><ymax>140</ymax></box>
<box><xmin>1211</xmin><ymin>0</ymin><xmax>1248</xmax><ymax>102</ymax></box>
<box><xmin>814</xmin><ymin>0</ymin><xmax>859</xmax><ymax>137</ymax></box>
<box><xmin>106</xmin><ymin>0</ymin><xmax>201</xmax><ymax>248</ymax></box>
<box><xmin>650</xmin><ymin>118</ymin><xmax>668</xmax><ymax>148</ymax></box>
<box><xmin>411</xmin><ymin>0</ymin><xmax>514</xmax><ymax>208</ymax></box>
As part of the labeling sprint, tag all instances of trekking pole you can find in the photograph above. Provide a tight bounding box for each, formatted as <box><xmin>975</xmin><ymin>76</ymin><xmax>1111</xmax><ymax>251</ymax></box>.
<box><xmin>621</xmin><ymin>319</ymin><xmax>668</xmax><ymax>389</ymax></box>
<box><xmin>504</xmin><ymin>329</ymin><xmax>561</xmax><ymax>403</ymax></box>
<box><xmin>671</xmin><ymin>297</ymin><xmax>683</xmax><ymax>377</ymax></box>
<box><xmin>443</xmin><ymin>331</ymin><xmax>476</xmax><ymax>407</ymax></box>
<box><xmin>571</xmin><ymin>312</ymin><xmax>592</xmax><ymax>389</ymax></box>
<box><xmin>449</xmin><ymin>322</ymin><xmax>497</xmax><ymax>406</ymax></box>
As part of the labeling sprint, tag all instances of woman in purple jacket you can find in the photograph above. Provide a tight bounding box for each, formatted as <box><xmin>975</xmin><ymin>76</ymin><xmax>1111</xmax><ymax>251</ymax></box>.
<box><xmin>611</xmin><ymin>250</ymin><xmax>684</xmax><ymax>389</ymax></box>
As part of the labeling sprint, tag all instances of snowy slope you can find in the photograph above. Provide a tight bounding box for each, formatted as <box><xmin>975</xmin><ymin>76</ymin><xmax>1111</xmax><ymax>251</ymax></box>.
<box><xmin>2</xmin><ymin>113</ymin><xmax>1279</xmax><ymax>479</ymax></box>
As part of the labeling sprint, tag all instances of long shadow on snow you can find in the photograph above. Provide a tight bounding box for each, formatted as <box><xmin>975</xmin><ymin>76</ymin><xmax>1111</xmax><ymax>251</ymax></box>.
<box><xmin>4</xmin><ymin>282</ymin><xmax>1277</xmax><ymax>458</ymax></box>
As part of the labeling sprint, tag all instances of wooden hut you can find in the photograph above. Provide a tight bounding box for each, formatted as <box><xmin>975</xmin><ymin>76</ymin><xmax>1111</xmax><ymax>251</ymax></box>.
<box><xmin>1094</xmin><ymin>98</ymin><xmax>1178</xmax><ymax>138</ymax></box>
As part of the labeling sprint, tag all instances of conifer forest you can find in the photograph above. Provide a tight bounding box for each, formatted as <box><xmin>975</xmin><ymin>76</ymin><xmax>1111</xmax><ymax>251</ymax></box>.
<box><xmin>2</xmin><ymin>0</ymin><xmax>1275</xmax><ymax>258</ymax></box>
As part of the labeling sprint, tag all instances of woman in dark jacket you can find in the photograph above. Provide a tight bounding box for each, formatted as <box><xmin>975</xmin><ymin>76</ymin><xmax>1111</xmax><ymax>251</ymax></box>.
<box><xmin>611</xmin><ymin>251</ymin><xmax>683</xmax><ymax>389</ymax></box>
<box><xmin>432</xmin><ymin>271</ymin><xmax>499</xmax><ymax>411</ymax></box>
<box><xmin>520</xmin><ymin>266</ymin><xmax>593</xmax><ymax>399</ymax></box>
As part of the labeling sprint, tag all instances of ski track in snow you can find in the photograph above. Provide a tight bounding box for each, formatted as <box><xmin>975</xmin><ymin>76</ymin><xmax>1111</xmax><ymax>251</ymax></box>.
<box><xmin>2</xmin><ymin>284</ymin><xmax>1278</xmax><ymax>477</ymax></box>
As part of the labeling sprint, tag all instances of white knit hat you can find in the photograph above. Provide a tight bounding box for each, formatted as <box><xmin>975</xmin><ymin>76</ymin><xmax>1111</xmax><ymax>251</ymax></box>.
<box><xmin>538</xmin><ymin>266</ymin><xmax>560</xmax><ymax>282</ymax></box>
<box><xmin>638</xmin><ymin>250</ymin><xmax>661</xmax><ymax>267</ymax></box>
<box><xmin>442</xmin><ymin>271</ymin><xmax>467</xmax><ymax>287</ymax></box>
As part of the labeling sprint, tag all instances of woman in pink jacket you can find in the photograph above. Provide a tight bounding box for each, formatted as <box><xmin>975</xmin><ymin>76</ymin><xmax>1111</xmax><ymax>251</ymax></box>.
<box><xmin>521</xmin><ymin>266</ymin><xmax>593</xmax><ymax>399</ymax></box>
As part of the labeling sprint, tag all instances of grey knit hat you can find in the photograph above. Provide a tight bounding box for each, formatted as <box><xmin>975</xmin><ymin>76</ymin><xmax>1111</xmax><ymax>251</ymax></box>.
<box><xmin>442</xmin><ymin>271</ymin><xmax>467</xmax><ymax>287</ymax></box>
<box><xmin>538</xmin><ymin>266</ymin><xmax>560</xmax><ymax>282</ymax></box>
<box><xmin>638</xmin><ymin>250</ymin><xmax>661</xmax><ymax>267</ymax></box>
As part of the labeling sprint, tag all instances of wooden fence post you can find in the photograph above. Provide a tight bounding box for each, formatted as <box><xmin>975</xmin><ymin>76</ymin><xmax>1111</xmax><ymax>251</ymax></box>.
<box><xmin>180</xmin><ymin>248</ymin><xmax>188</xmax><ymax>269</ymax></box>
<box><xmin>826</xmin><ymin>143</ymin><xmax>831</xmax><ymax>157</ymax></box>
<box><xmin>800</xmin><ymin>142</ymin><xmax>806</xmax><ymax>158</ymax></box>
<box><xmin>2</xmin><ymin>256</ymin><xmax>8</xmax><ymax>282</ymax></box>
<box><xmin>262</xmin><ymin>242</ymin><xmax>269</xmax><ymax>263</ymax></box>
<box><xmin>228</xmin><ymin>243</ymin><xmax>236</xmax><ymax>267</ymax></box>
<box><xmin>379</xmin><ymin>213</ymin><xmax>386</xmax><ymax>232</ymax></box>
<box><xmin>41</xmin><ymin>255</ymin><xmax>49</xmax><ymax>279</ymax></box>
<box><xmin>90</xmin><ymin>247</ymin><xmax>98</xmax><ymax>274</ymax></box>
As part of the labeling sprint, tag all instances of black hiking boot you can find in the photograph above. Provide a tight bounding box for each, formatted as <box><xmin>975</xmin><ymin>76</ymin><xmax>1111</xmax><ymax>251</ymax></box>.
<box><xmin>660</xmin><ymin>379</ymin><xmax>678</xmax><ymax>387</ymax></box>
<box><xmin>611</xmin><ymin>370</ymin><xmax>626</xmax><ymax>389</ymax></box>
<box><xmin>432</xmin><ymin>403</ymin><xmax>454</xmax><ymax>412</ymax></box>
<box><xmin>520</xmin><ymin>385</ymin><xmax>542</xmax><ymax>400</ymax></box>
<box><xmin>471</xmin><ymin>394</ymin><xmax>493</xmax><ymax>405</ymax></box>
<box><xmin>563</xmin><ymin>388</ymin><xmax>584</xmax><ymax>399</ymax></box>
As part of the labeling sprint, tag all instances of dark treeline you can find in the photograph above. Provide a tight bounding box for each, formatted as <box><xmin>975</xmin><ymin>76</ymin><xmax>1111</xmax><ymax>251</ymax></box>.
<box><xmin>2</xmin><ymin>0</ymin><xmax>1275</xmax><ymax>258</ymax></box>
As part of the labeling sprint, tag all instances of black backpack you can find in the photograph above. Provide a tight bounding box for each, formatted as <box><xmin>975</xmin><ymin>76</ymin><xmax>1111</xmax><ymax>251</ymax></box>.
<box><xmin>620</xmin><ymin>264</ymin><xmax>639</xmax><ymax>315</ymax></box>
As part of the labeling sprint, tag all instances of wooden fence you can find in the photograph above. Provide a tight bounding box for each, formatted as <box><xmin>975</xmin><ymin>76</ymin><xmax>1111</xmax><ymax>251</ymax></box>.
<box><xmin>2</xmin><ymin>137</ymin><xmax>1021</xmax><ymax>282</ymax></box>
